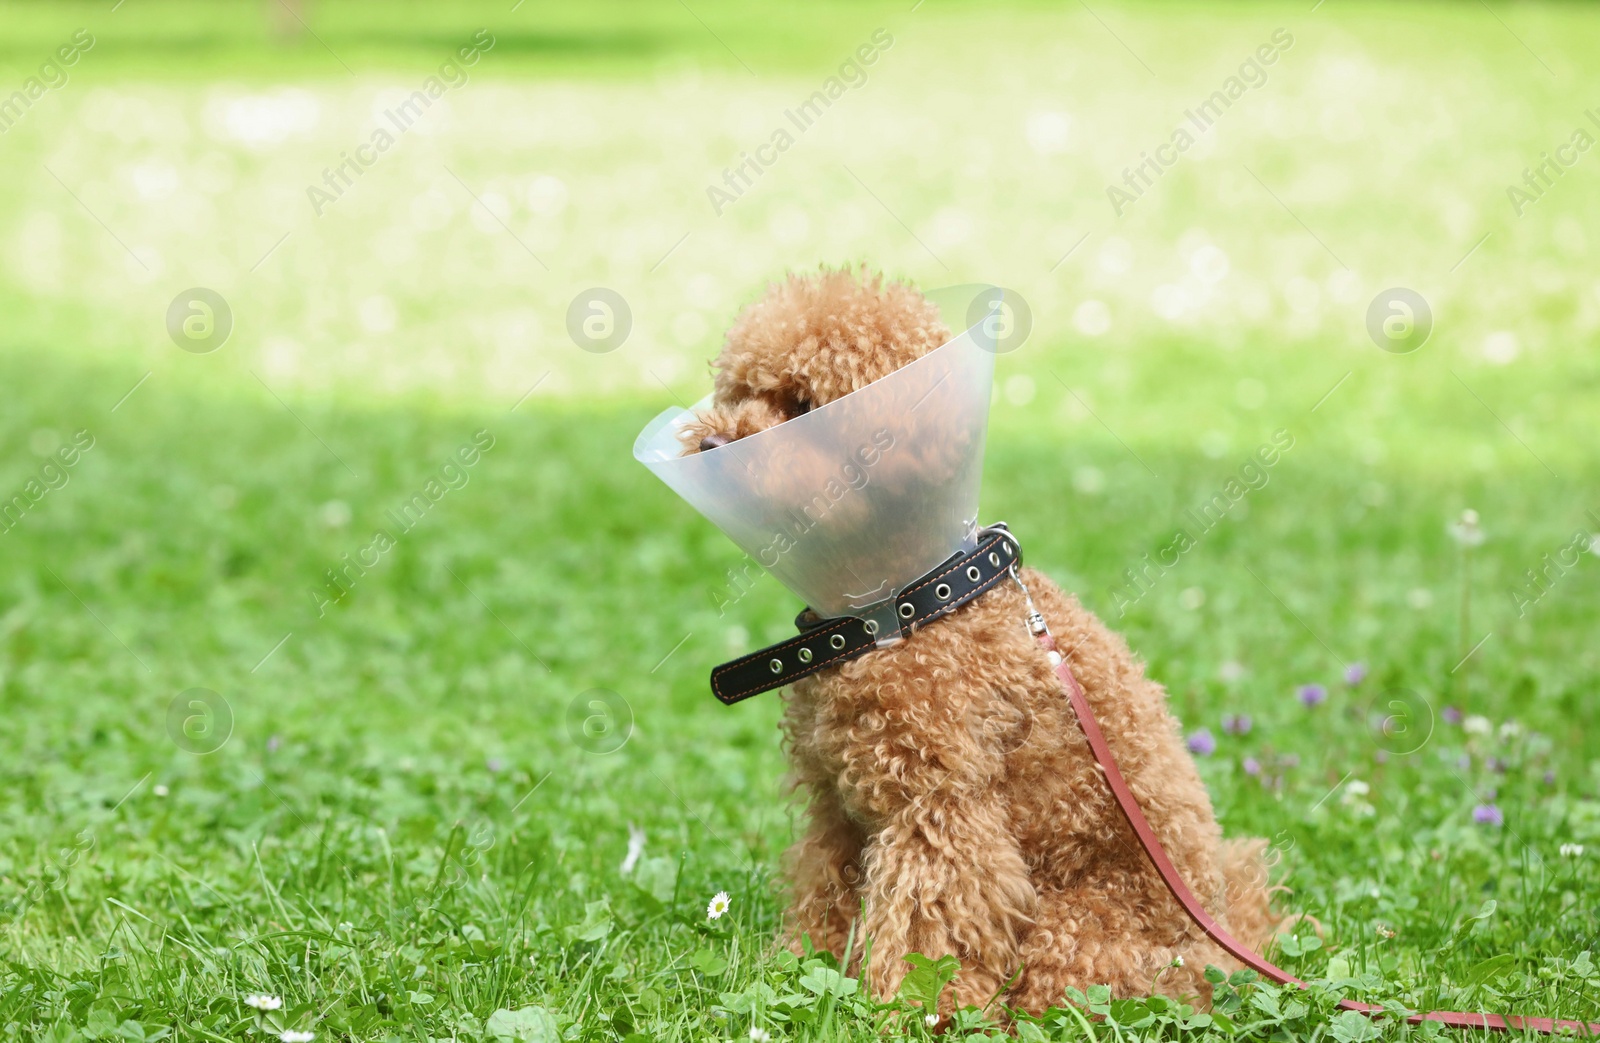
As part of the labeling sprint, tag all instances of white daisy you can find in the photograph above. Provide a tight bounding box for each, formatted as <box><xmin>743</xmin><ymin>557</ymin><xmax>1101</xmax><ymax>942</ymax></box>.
<box><xmin>1561</xmin><ymin>844</ymin><xmax>1584</xmax><ymax>858</ymax></box>
<box><xmin>749</xmin><ymin>1028</ymin><xmax>771</xmax><ymax>1042</ymax></box>
<box><xmin>1462</xmin><ymin>715</ymin><xmax>1493</xmax><ymax>737</ymax></box>
<box><xmin>924</xmin><ymin>1013</ymin><xmax>939</xmax><ymax>1027</ymax></box>
<box><xmin>245</xmin><ymin>995</ymin><xmax>282</xmax><ymax>1011</ymax></box>
<box><xmin>707</xmin><ymin>891</ymin><xmax>731</xmax><ymax>920</ymax></box>
<box><xmin>1172</xmin><ymin>955</ymin><xmax>1184</xmax><ymax>967</ymax></box>
<box><xmin>1449</xmin><ymin>509</ymin><xmax>1486</xmax><ymax>547</ymax></box>
<box><xmin>280</xmin><ymin>1032</ymin><xmax>315</xmax><ymax>1043</ymax></box>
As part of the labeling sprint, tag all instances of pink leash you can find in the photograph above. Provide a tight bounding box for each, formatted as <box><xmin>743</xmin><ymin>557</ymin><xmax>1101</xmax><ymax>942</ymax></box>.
<box><xmin>1024</xmin><ymin>594</ymin><xmax>1599</xmax><ymax>1035</ymax></box>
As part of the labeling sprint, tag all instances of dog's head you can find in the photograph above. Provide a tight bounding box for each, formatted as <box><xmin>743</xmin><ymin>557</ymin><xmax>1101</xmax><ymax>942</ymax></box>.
<box><xmin>650</xmin><ymin>268</ymin><xmax>995</xmax><ymax>616</ymax></box>
<box><xmin>678</xmin><ymin>267</ymin><xmax>950</xmax><ymax>454</ymax></box>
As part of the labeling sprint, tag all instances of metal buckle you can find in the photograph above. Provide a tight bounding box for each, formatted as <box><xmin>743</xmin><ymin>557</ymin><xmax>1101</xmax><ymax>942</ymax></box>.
<box><xmin>1009</xmin><ymin>563</ymin><xmax>1049</xmax><ymax>636</ymax></box>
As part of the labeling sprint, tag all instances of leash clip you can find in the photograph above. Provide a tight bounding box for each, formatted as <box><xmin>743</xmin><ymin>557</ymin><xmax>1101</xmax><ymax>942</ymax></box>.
<box><xmin>1008</xmin><ymin>563</ymin><xmax>1050</xmax><ymax>638</ymax></box>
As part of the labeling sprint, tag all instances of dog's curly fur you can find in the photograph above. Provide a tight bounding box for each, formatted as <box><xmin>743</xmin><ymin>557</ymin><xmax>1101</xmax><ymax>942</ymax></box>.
<box><xmin>685</xmin><ymin>266</ymin><xmax>1282</xmax><ymax>1017</ymax></box>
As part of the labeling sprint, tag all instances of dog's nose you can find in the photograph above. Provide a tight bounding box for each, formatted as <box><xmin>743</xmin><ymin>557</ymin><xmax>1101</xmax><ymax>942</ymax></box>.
<box><xmin>699</xmin><ymin>434</ymin><xmax>730</xmax><ymax>452</ymax></box>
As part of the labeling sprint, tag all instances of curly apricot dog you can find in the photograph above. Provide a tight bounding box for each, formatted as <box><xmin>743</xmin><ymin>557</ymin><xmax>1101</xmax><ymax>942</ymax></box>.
<box><xmin>682</xmin><ymin>267</ymin><xmax>1281</xmax><ymax>1016</ymax></box>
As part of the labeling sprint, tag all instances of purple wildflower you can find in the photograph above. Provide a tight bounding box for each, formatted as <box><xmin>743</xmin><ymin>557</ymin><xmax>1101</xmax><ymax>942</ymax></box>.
<box><xmin>1222</xmin><ymin>713</ymin><xmax>1253</xmax><ymax>736</ymax></box>
<box><xmin>1298</xmin><ymin>683</ymin><xmax>1328</xmax><ymax>707</ymax></box>
<box><xmin>1442</xmin><ymin>706</ymin><xmax>1463</xmax><ymax>726</ymax></box>
<box><xmin>1187</xmin><ymin>729</ymin><xmax>1217</xmax><ymax>757</ymax></box>
<box><xmin>1457</xmin><ymin>754</ymin><xmax>1471</xmax><ymax>770</ymax></box>
<box><xmin>487</xmin><ymin>758</ymin><xmax>504</xmax><ymax>773</ymax></box>
<box><xmin>1344</xmin><ymin>663</ymin><xmax>1367</xmax><ymax>685</ymax></box>
<box><xmin>1243</xmin><ymin>756</ymin><xmax>1262</xmax><ymax>776</ymax></box>
<box><xmin>1374</xmin><ymin>750</ymin><xmax>1389</xmax><ymax>764</ymax></box>
<box><xmin>1281</xmin><ymin>754</ymin><xmax>1301</xmax><ymax>769</ymax></box>
<box><xmin>1488</xmin><ymin>757</ymin><xmax>1507</xmax><ymax>774</ymax></box>
<box><xmin>1544</xmin><ymin>770</ymin><xmax>1556</xmax><ymax>786</ymax></box>
<box><xmin>266</xmin><ymin>735</ymin><xmax>282</xmax><ymax>753</ymax></box>
<box><xmin>1472</xmin><ymin>804</ymin><xmax>1503</xmax><ymax>827</ymax></box>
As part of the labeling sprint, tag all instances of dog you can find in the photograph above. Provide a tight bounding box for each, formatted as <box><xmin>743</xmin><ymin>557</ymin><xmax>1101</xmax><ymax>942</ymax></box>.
<box><xmin>681</xmin><ymin>267</ymin><xmax>1281</xmax><ymax>1017</ymax></box>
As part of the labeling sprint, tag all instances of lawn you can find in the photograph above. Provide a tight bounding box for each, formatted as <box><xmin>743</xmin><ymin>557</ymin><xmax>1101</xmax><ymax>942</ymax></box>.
<box><xmin>0</xmin><ymin>0</ymin><xmax>1598</xmax><ymax>1040</ymax></box>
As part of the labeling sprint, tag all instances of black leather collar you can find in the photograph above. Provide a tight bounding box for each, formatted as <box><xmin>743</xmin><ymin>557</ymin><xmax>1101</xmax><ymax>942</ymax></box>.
<box><xmin>710</xmin><ymin>524</ymin><xmax>1021</xmax><ymax>705</ymax></box>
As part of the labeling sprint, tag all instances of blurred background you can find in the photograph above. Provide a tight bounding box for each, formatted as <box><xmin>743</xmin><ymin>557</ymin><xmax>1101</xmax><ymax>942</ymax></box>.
<box><xmin>1</xmin><ymin>0</ymin><xmax>1598</xmax><ymax>1038</ymax></box>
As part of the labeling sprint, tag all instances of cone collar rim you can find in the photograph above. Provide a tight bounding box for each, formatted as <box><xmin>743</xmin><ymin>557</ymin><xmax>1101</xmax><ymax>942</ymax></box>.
<box><xmin>632</xmin><ymin>303</ymin><xmax>994</xmax><ymax>467</ymax></box>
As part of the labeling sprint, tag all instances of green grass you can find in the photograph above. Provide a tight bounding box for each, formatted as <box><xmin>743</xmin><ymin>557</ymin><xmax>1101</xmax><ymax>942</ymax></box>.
<box><xmin>2</xmin><ymin>0</ymin><xmax>1599</xmax><ymax>1040</ymax></box>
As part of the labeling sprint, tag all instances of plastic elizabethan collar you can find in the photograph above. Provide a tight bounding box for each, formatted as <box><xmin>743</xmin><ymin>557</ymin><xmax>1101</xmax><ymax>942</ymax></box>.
<box><xmin>633</xmin><ymin>286</ymin><xmax>1011</xmax><ymax>621</ymax></box>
